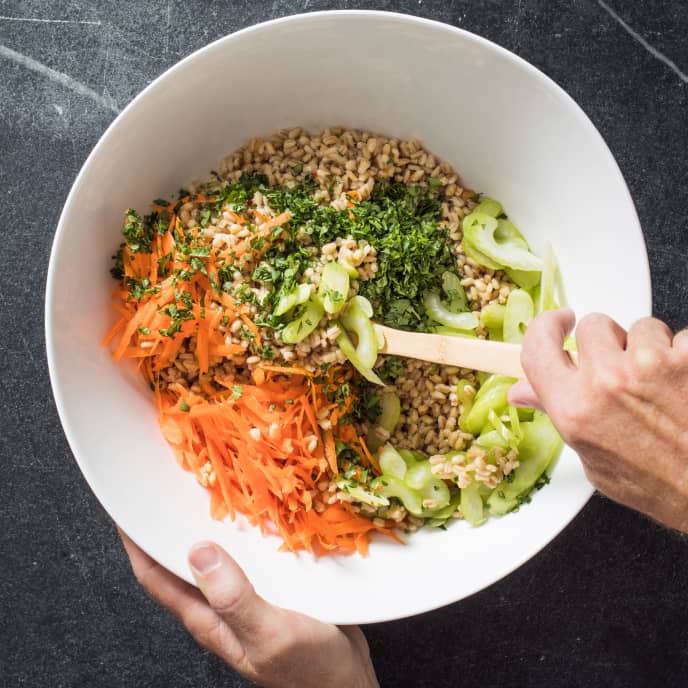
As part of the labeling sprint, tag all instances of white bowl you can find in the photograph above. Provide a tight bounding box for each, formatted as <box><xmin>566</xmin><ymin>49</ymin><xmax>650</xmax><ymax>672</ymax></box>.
<box><xmin>46</xmin><ymin>11</ymin><xmax>650</xmax><ymax>624</ymax></box>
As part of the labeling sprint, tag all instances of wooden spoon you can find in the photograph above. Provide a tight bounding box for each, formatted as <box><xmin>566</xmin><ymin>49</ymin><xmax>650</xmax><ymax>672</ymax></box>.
<box><xmin>377</xmin><ymin>325</ymin><xmax>578</xmax><ymax>378</ymax></box>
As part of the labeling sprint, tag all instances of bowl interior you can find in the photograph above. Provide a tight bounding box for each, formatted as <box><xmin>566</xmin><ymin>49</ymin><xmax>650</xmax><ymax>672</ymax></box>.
<box><xmin>46</xmin><ymin>11</ymin><xmax>650</xmax><ymax>624</ymax></box>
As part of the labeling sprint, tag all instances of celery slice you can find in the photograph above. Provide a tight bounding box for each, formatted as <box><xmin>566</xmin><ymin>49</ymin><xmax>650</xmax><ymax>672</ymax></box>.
<box><xmin>338</xmin><ymin>296</ymin><xmax>379</xmax><ymax>369</ymax></box>
<box><xmin>335</xmin><ymin>480</ymin><xmax>390</xmax><ymax>507</ymax></box>
<box><xmin>505</xmin><ymin>267</ymin><xmax>541</xmax><ymax>290</ymax></box>
<box><xmin>456</xmin><ymin>379</ymin><xmax>475</xmax><ymax>426</ymax></box>
<box><xmin>427</xmin><ymin>492</ymin><xmax>461</xmax><ymax>521</ymax></box>
<box><xmin>405</xmin><ymin>462</ymin><xmax>451</xmax><ymax>510</ymax></box>
<box><xmin>538</xmin><ymin>242</ymin><xmax>558</xmax><ymax>313</ymax></box>
<box><xmin>423</xmin><ymin>292</ymin><xmax>479</xmax><ymax>330</ymax></box>
<box><xmin>503</xmin><ymin>289</ymin><xmax>534</xmax><ymax>344</ymax></box>
<box><xmin>461</xmin><ymin>481</ymin><xmax>486</xmax><ymax>526</ymax></box>
<box><xmin>487</xmin><ymin>413</ymin><xmax>563</xmax><ymax>515</ymax></box>
<box><xmin>280</xmin><ymin>298</ymin><xmax>324</xmax><ymax>344</ymax></box>
<box><xmin>370</xmin><ymin>475</ymin><xmax>423</xmax><ymax>516</ymax></box>
<box><xmin>398</xmin><ymin>449</ymin><xmax>421</xmax><ymax>468</ymax></box>
<box><xmin>462</xmin><ymin>374</ymin><xmax>515</xmax><ymax>435</ymax></box>
<box><xmin>379</xmin><ymin>443</ymin><xmax>407</xmax><ymax>479</ymax></box>
<box><xmin>318</xmin><ymin>261</ymin><xmax>350</xmax><ymax>314</ymax></box>
<box><xmin>441</xmin><ymin>271</ymin><xmax>469</xmax><ymax>312</ymax></box>
<box><xmin>431</xmin><ymin>325</ymin><xmax>478</xmax><ymax>338</ymax></box>
<box><xmin>480</xmin><ymin>303</ymin><xmax>506</xmax><ymax>341</ymax></box>
<box><xmin>339</xmin><ymin>299</ymin><xmax>377</xmax><ymax>361</ymax></box>
<box><xmin>475</xmin><ymin>429</ymin><xmax>509</xmax><ymax>449</ymax></box>
<box><xmin>366</xmin><ymin>391</ymin><xmax>401</xmax><ymax>452</ymax></box>
<box><xmin>273</xmin><ymin>283</ymin><xmax>312</xmax><ymax>317</ymax></box>
<box><xmin>462</xmin><ymin>212</ymin><xmax>543</xmax><ymax>272</ymax></box>
<box><xmin>473</xmin><ymin>198</ymin><xmax>503</xmax><ymax>218</ymax></box>
<box><xmin>337</xmin><ymin>256</ymin><xmax>359</xmax><ymax>279</ymax></box>
<box><xmin>335</xmin><ymin>330</ymin><xmax>384</xmax><ymax>386</ymax></box>
<box><xmin>462</xmin><ymin>239</ymin><xmax>501</xmax><ymax>270</ymax></box>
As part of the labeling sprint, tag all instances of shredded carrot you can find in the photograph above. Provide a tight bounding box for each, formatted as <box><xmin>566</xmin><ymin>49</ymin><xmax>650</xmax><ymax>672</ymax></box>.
<box><xmin>358</xmin><ymin>436</ymin><xmax>381</xmax><ymax>474</ymax></box>
<box><xmin>324</xmin><ymin>429</ymin><xmax>338</xmax><ymax>475</ymax></box>
<box><xmin>105</xmin><ymin>200</ymin><xmax>394</xmax><ymax>556</ymax></box>
<box><xmin>238</xmin><ymin>311</ymin><xmax>261</xmax><ymax>346</ymax></box>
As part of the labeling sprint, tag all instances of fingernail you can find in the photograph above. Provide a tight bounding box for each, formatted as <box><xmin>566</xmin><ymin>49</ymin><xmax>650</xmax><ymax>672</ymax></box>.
<box><xmin>189</xmin><ymin>543</ymin><xmax>222</xmax><ymax>575</ymax></box>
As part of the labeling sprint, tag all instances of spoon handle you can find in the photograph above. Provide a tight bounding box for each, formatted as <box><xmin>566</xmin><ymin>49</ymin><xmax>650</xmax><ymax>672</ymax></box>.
<box><xmin>377</xmin><ymin>325</ymin><xmax>579</xmax><ymax>378</ymax></box>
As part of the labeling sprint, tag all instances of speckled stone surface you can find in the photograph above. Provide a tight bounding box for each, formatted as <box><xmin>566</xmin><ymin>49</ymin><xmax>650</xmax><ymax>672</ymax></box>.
<box><xmin>1</xmin><ymin>1</ymin><xmax>687</xmax><ymax>686</ymax></box>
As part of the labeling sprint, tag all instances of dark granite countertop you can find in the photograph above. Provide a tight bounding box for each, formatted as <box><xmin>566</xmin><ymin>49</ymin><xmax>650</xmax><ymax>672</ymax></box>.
<box><xmin>2</xmin><ymin>1</ymin><xmax>687</xmax><ymax>686</ymax></box>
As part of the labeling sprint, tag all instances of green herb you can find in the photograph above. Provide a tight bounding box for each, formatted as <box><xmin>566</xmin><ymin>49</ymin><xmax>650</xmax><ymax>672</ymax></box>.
<box><xmin>110</xmin><ymin>245</ymin><xmax>125</xmax><ymax>279</ymax></box>
<box><xmin>125</xmin><ymin>277</ymin><xmax>160</xmax><ymax>301</ymax></box>
<box><xmin>137</xmin><ymin>326</ymin><xmax>151</xmax><ymax>335</ymax></box>
<box><xmin>257</xmin><ymin>343</ymin><xmax>275</xmax><ymax>360</ymax></box>
<box><xmin>179</xmin><ymin>400</ymin><xmax>190</xmax><ymax>412</ymax></box>
<box><xmin>158</xmin><ymin>301</ymin><xmax>195</xmax><ymax>337</ymax></box>
<box><xmin>121</xmin><ymin>208</ymin><xmax>154</xmax><ymax>254</ymax></box>
<box><xmin>199</xmin><ymin>207</ymin><xmax>212</xmax><ymax>227</ymax></box>
<box><xmin>378</xmin><ymin>356</ymin><xmax>406</xmax><ymax>383</ymax></box>
<box><xmin>231</xmin><ymin>385</ymin><xmax>243</xmax><ymax>400</ymax></box>
<box><xmin>428</xmin><ymin>177</ymin><xmax>442</xmax><ymax>193</ymax></box>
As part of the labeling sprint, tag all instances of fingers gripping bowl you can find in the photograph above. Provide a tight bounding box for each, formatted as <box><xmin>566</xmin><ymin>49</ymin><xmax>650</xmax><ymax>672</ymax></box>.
<box><xmin>46</xmin><ymin>12</ymin><xmax>651</xmax><ymax>623</ymax></box>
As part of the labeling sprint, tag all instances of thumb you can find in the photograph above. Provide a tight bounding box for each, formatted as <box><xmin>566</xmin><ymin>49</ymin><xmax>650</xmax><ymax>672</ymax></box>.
<box><xmin>507</xmin><ymin>379</ymin><xmax>544</xmax><ymax>411</ymax></box>
<box><xmin>189</xmin><ymin>541</ymin><xmax>274</xmax><ymax>645</ymax></box>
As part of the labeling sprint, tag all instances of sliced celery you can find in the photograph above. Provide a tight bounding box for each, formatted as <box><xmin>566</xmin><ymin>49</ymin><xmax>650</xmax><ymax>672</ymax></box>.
<box><xmin>378</xmin><ymin>391</ymin><xmax>401</xmax><ymax>432</ymax></box>
<box><xmin>280</xmin><ymin>298</ymin><xmax>324</xmax><ymax>344</ymax></box>
<box><xmin>335</xmin><ymin>480</ymin><xmax>390</xmax><ymax>507</ymax></box>
<box><xmin>462</xmin><ymin>239</ymin><xmax>501</xmax><ymax>270</ymax></box>
<box><xmin>462</xmin><ymin>212</ymin><xmax>543</xmax><ymax>272</ymax></box>
<box><xmin>404</xmin><ymin>461</ymin><xmax>435</xmax><ymax>490</ymax></box>
<box><xmin>398</xmin><ymin>449</ymin><xmax>421</xmax><ymax>468</ymax></box>
<box><xmin>509</xmin><ymin>405</ymin><xmax>522</xmax><ymax>442</ymax></box>
<box><xmin>337</xmin><ymin>256</ymin><xmax>359</xmax><ymax>279</ymax></box>
<box><xmin>339</xmin><ymin>298</ymin><xmax>378</xmax><ymax>367</ymax></box>
<box><xmin>335</xmin><ymin>330</ymin><xmax>384</xmax><ymax>386</ymax></box>
<box><xmin>503</xmin><ymin>289</ymin><xmax>534</xmax><ymax>344</ymax></box>
<box><xmin>374</xmin><ymin>324</ymin><xmax>385</xmax><ymax>349</ymax></box>
<box><xmin>366</xmin><ymin>391</ymin><xmax>401</xmax><ymax>452</ymax></box>
<box><xmin>379</xmin><ymin>443</ymin><xmax>407</xmax><ymax>479</ymax></box>
<box><xmin>370</xmin><ymin>475</ymin><xmax>423</xmax><ymax>516</ymax></box>
<box><xmin>473</xmin><ymin>198</ymin><xmax>503</xmax><ymax>218</ymax></box>
<box><xmin>318</xmin><ymin>261</ymin><xmax>350</xmax><ymax>314</ymax></box>
<box><xmin>537</xmin><ymin>242</ymin><xmax>558</xmax><ymax>313</ymax></box>
<box><xmin>488</xmin><ymin>408</ymin><xmax>519</xmax><ymax>452</ymax></box>
<box><xmin>427</xmin><ymin>492</ymin><xmax>461</xmax><ymax>521</ymax></box>
<box><xmin>462</xmin><ymin>374</ymin><xmax>515</xmax><ymax>435</ymax></box>
<box><xmin>405</xmin><ymin>462</ymin><xmax>450</xmax><ymax>510</ymax></box>
<box><xmin>505</xmin><ymin>268</ymin><xmax>541</xmax><ymax>290</ymax></box>
<box><xmin>456</xmin><ymin>379</ymin><xmax>475</xmax><ymax>428</ymax></box>
<box><xmin>461</xmin><ymin>481</ymin><xmax>486</xmax><ymax>526</ymax></box>
<box><xmin>423</xmin><ymin>291</ymin><xmax>479</xmax><ymax>330</ymax></box>
<box><xmin>480</xmin><ymin>303</ymin><xmax>506</xmax><ymax>341</ymax></box>
<box><xmin>475</xmin><ymin>429</ymin><xmax>509</xmax><ymax>450</ymax></box>
<box><xmin>273</xmin><ymin>283</ymin><xmax>312</xmax><ymax>317</ymax></box>
<box><xmin>337</xmin><ymin>296</ymin><xmax>382</xmax><ymax>383</ymax></box>
<box><xmin>441</xmin><ymin>271</ymin><xmax>469</xmax><ymax>312</ymax></box>
<box><xmin>487</xmin><ymin>413</ymin><xmax>563</xmax><ymax>515</ymax></box>
<box><xmin>351</xmin><ymin>295</ymin><xmax>373</xmax><ymax>318</ymax></box>
<box><xmin>419</xmin><ymin>479</ymin><xmax>451</xmax><ymax>511</ymax></box>
<box><xmin>432</xmin><ymin>325</ymin><xmax>478</xmax><ymax>338</ymax></box>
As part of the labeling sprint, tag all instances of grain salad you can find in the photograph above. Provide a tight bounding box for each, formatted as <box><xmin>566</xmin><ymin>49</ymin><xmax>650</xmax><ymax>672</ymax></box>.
<box><xmin>104</xmin><ymin>127</ymin><xmax>563</xmax><ymax>554</ymax></box>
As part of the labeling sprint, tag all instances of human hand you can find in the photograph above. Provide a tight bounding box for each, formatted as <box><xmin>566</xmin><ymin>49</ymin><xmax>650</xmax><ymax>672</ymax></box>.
<box><xmin>119</xmin><ymin>529</ymin><xmax>379</xmax><ymax>688</ymax></box>
<box><xmin>508</xmin><ymin>309</ymin><xmax>688</xmax><ymax>533</ymax></box>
